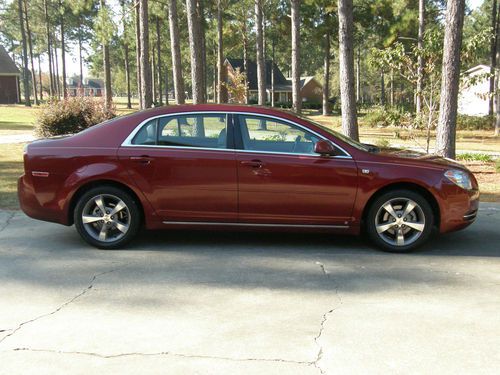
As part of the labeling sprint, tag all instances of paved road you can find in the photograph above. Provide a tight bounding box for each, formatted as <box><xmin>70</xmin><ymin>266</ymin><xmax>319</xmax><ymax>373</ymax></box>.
<box><xmin>1</xmin><ymin>204</ymin><xmax>499</xmax><ymax>374</ymax></box>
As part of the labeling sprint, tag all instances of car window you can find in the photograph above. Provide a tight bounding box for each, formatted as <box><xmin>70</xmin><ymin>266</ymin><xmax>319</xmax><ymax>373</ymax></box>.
<box><xmin>238</xmin><ymin>115</ymin><xmax>320</xmax><ymax>155</ymax></box>
<box><xmin>132</xmin><ymin>119</ymin><xmax>157</xmax><ymax>145</ymax></box>
<box><xmin>132</xmin><ymin>114</ymin><xmax>228</xmax><ymax>149</ymax></box>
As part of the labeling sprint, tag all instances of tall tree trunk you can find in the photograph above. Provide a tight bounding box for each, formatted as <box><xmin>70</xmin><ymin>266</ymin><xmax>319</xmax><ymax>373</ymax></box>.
<box><xmin>37</xmin><ymin>55</ymin><xmax>43</xmax><ymax>100</ymax></box>
<box><xmin>101</xmin><ymin>0</ymin><xmax>112</xmax><ymax>108</ymax></box>
<box><xmin>168</xmin><ymin>0</ymin><xmax>185</xmax><ymax>104</ymax></box>
<box><xmin>416</xmin><ymin>0</ymin><xmax>425</xmax><ymax>116</ymax></box>
<box><xmin>496</xmin><ymin>4</ymin><xmax>500</xmax><ymax>136</ymax></box>
<box><xmin>271</xmin><ymin>37</ymin><xmax>275</xmax><ymax>107</ymax></box>
<box><xmin>216</xmin><ymin>0</ymin><xmax>225</xmax><ymax>103</ymax></box>
<box><xmin>436</xmin><ymin>0</ymin><xmax>465</xmax><ymax>158</ymax></box>
<box><xmin>139</xmin><ymin>0</ymin><xmax>152</xmax><ymax>108</ymax></box>
<box><xmin>165</xmin><ymin>67</ymin><xmax>169</xmax><ymax>105</ymax></box>
<box><xmin>380</xmin><ymin>71</ymin><xmax>385</xmax><ymax>105</ymax></box>
<box><xmin>255</xmin><ymin>0</ymin><xmax>266</xmax><ymax>106</ymax></box>
<box><xmin>152</xmin><ymin>45</ymin><xmax>156</xmax><ymax>104</ymax></box>
<box><xmin>18</xmin><ymin>0</ymin><xmax>30</xmax><ymax>106</ymax></box>
<box><xmin>59</xmin><ymin>0</ymin><xmax>67</xmax><ymax>98</ymax></box>
<box><xmin>156</xmin><ymin>15</ymin><xmax>163</xmax><ymax>105</ymax></box>
<box><xmin>23</xmin><ymin>0</ymin><xmax>38</xmax><ymax>105</ymax></box>
<box><xmin>356</xmin><ymin>45</ymin><xmax>360</xmax><ymax>103</ymax></box>
<box><xmin>338</xmin><ymin>0</ymin><xmax>359</xmax><ymax>141</ymax></box>
<box><xmin>243</xmin><ymin>29</ymin><xmax>249</xmax><ymax>104</ymax></box>
<box><xmin>53</xmin><ymin>45</ymin><xmax>60</xmax><ymax>98</ymax></box>
<box><xmin>198</xmin><ymin>0</ymin><xmax>207</xmax><ymax>100</ymax></box>
<box><xmin>43</xmin><ymin>0</ymin><xmax>54</xmax><ymax>97</ymax></box>
<box><xmin>120</xmin><ymin>0</ymin><xmax>132</xmax><ymax>108</ymax></box>
<box><xmin>186</xmin><ymin>0</ymin><xmax>205</xmax><ymax>103</ymax></box>
<box><xmin>323</xmin><ymin>31</ymin><xmax>331</xmax><ymax>115</ymax></box>
<box><xmin>78</xmin><ymin>25</ymin><xmax>83</xmax><ymax>85</ymax></box>
<box><xmin>390</xmin><ymin>69</ymin><xmax>394</xmax><ymax>106</ymax></box>
<box><xmin>135</xmin><ymin>1</ymin><xmax>142</xmax><ymax>107</ymax></box>
<box><xmin>490</xmin><ymin>0</ymin><xmax>498</xmax><ymax>116</ymax></box>
<box><xmin>291</xmin><ymin>0</ymin><xmax>301</xmax><ymax>113</ymax></box>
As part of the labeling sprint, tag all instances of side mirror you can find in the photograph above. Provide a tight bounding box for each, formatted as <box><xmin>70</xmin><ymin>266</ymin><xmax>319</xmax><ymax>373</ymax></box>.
<box><xmin>314</xmin><ymin>139</ymin><xmax>336</xmax><ymax>156</ymax></box>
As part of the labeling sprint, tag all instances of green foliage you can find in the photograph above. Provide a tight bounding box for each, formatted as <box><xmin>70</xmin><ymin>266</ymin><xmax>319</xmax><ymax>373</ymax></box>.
<box><xmin>35</xmin><ymin>96</ymin><xmax>116</xmax><ymax>137</ymax></box>
<box><xmin>375</xmin><ymin>138</ymin><xmax>391</xmax><ymax>148</ymax></box>
<box><xmin>456</xmin><ymin>115</ymin><xmax>494</xmax><ymax>131</ymax></box>
<box><xmin>496</xmin><ymin>159</ymin><xmax>500</xmax><ymax>173</ymax></box>
<box><xmin>456</xmin><ymin>153</ymin><xmax>493</xmax><ymax>162</ymax></box>
<box><xmin>364</xmin><ymin>106</ymin><xmax>412</xmax><ymax>128</ymax></box>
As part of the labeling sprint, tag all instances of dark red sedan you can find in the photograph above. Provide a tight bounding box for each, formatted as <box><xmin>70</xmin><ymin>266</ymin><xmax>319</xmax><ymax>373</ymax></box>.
<box><xmin>18</xmin><ymin>104</ymin><xmax>479</xmax><ymax>252</ymax></box>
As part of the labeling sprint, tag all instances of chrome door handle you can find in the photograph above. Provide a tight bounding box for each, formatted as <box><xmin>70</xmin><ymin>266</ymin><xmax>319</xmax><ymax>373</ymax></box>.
<box><xmin>240</xmin><ymin>159</ymin><xmax>264</xmax><ymax>168</ymax></box>
<box><xmin>130</xmin><ymin>155</ymin><xmax>154</xmax><ymax>164</ymax></box>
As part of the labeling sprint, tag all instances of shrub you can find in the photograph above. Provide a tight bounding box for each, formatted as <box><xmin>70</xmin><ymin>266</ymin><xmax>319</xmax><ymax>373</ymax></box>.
<box><xmin>456</xmin><ymin>115</ymin><xmax>493</xmax><ymax>131</ymax></box>
<box><xmin>375</xmin><ymin>138</ymin><xmax>391</xmax><ymax>149</ymax></box>
<box><xmin>36</xmin><ymin>96</ymin><xmax>116</xmax><ymax>137</ymax></box>
<box><xmin>496</xmin><ymin>158</ymin><xmax>500</xmax><ymax>173</ymax></box>
<box><xmin>456</xmin><ymin>153</ymin><xmax>493</xmax><ymax>162</ymax></box>
<box><xmin>363</xmin><ymin>106</ymin><xmax>412</xmax><ymax>128</ymax></box>
<box><xmin>302</xmin><ymin>102</ymin><xmax>322</xmax><ymax>110</ymax></box>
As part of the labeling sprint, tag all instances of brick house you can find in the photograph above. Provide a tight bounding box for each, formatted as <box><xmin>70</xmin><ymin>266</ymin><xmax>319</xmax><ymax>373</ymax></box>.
<box><xmin>0</xmin><ymin>45</ymin><xmax>20</xmax><ymax>104</ymax></box>
<box><xmin>224</xmin><ymin>58</ymin><xmax>322</xmax><ymax>104</ymax></box>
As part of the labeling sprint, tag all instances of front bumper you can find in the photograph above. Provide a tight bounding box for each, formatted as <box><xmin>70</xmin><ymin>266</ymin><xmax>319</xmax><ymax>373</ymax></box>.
<box><xmin>439</xmin><ymin>184</ymin><xmax>480</xmax><ymax>233</ymax></box>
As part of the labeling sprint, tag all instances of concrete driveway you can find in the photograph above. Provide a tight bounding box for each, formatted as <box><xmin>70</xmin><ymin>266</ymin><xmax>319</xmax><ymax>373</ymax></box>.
<box><xmin>1</xmin><ymin>203</ymin><xmax>499</xmax><ymax>374</ymax></box>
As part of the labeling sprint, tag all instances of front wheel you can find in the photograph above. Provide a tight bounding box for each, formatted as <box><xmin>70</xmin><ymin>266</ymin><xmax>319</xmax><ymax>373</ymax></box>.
<box><xmin>366</xmin><ymin>190</ymin><xmax>434</xmax><ymax>252</ymax></box>
<box><xmin>74</xmin><ymin>186</ymin><xmax>141</xmax><ymax>249</ymax></box>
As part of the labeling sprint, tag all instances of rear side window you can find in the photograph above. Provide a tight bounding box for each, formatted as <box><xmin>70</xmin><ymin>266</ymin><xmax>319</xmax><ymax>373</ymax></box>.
<box><xmin>132</xmin><ymin>119</ymin><xmax>157</xmax><ymax>145</ymax></box>
<box><xmin>132</xmin><ymin>114</ymin><xmax>228</xmax><ymax>149</ymax></box>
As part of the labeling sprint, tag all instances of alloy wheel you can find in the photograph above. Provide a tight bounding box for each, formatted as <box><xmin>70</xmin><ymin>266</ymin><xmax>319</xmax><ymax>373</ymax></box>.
<box><xmin>374</xmin><ymin>197</ymin><xmax>426</xmax><ymax>247</ymax></box>
<box><xmin>81</xmin><ymin>194</ymin><xmax>131</xmax><ymax>243</ymax></box>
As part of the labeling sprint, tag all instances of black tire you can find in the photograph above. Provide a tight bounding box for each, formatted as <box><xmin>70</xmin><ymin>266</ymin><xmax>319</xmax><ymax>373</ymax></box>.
<box><xmin>366</xmin><ymin>189</ymin><xmax>434</xmax><ymax>253</ymax></box>
<box><xmin>74</xmin><ymin>186</ymin><xmax>141</xmax><ymax>249</ymax></box>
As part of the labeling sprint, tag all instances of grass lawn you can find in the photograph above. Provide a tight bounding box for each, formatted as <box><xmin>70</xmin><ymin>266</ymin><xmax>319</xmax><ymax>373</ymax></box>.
<box><xmin>0</xmin><ymin>102</ymin><xmax>498</xmax><ymax>209</ymax></box>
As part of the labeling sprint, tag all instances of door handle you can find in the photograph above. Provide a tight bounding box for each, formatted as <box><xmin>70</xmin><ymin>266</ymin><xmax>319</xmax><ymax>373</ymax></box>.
<box><xmin>130</xmin><ymin>155</ymin><xmax>154</xmax><ymax>164</ymax></box>
<box><xmin>240</xmin><ymin>159</ymin><xmax>264</xmax><ymax>168</ymax></box>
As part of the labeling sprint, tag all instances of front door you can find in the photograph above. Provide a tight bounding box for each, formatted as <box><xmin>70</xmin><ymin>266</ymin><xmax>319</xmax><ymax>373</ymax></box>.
<box><xmin>119</xmin><ymin>113</ymin><xmax>238</xmax><ymax>222</ymax></box>
<box><xmin>235</xmin><ymin>114</ymin><xmax>358</xmax><ymax>225</ymax></box>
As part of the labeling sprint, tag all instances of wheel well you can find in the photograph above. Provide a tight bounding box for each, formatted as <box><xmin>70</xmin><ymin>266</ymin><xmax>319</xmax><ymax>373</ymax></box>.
<box><xmin>68</xmin><ymin>180</ymin><xmax>145</xmax><ymax>225</ymax></box>
<box><xmin>361</xmin><ymin>182</ymin><xmax>440</xmax><ymax>231</ymax></box>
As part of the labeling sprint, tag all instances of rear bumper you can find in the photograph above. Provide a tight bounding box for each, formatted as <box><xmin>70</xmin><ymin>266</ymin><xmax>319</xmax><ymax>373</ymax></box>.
<box><xmin>18</xmin><ymin>174</ymin><xmax>68</xmax><ymax>225</ymax></box>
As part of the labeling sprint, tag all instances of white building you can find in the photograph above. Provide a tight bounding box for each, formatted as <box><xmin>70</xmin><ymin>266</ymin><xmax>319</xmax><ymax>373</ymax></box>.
<box><xmin>458</xmin><ymin>65</ymin><xmax>491</xmax><ymax>117</ymax></box>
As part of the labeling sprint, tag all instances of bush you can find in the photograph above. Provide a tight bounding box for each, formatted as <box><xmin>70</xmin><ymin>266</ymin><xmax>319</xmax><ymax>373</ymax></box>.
<box><xmin>496</xmin><ymin>159</ymin><xmax>500</xmax><ymax>173</ymax></box>
<box><xmin>456</xmin><ymin>153</ymin><xmax>493</xmax><ymax>162</ymax></box>
<box><xmin>375</xmin><ymin>138</ymin><xmax>391</xmax><ymax>149</ymax></box>
<box><xmin>456</xmin><ymin>115</ymin><xmax>493</xmax><ymax>131</ymax></box>
<box><xmin>36</xmin><ymin>96</ymin><xmax>116</xmax><ymax>137</ymax></box>
<box><xmin>363</xmin><ymin>106</ymin><xmax>412</xmax><ymax>128</ymax></box>
<box><xmin>302</xmin><ymin>102</ymin><xmax>322</xmax><ymax>110</ymax></box>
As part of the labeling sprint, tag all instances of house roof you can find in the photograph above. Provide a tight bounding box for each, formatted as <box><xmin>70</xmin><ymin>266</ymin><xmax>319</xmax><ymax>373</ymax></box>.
<box><xmin>0</xmin><ymin>45</ymin><xmax>20</xmax><ymax>75</ymax></box>
<box><xmin>67</xmin><ymin>77</ymin><xmax>104</xmax><ymax>89</ymax></box>
<box><xmin>225</xmin><ymin>58</ymin><xmax>289</xmax><ymax>90</ymax></box>
<box><xmin>464</xmin><ymin>65</ymin><xmax>491</xmax><ymax>75</ymax></box>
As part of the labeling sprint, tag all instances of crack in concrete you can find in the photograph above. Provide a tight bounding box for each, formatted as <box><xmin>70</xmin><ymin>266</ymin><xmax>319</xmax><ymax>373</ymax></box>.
<box><xmin>312</xmin><ymin>262</ymin><xmax>343</xmax><ymax>374</ymax></box>
<box><xmin>0</xmin><ymin>266</ymin><xmax>124</xmax><ymax>345</ymax></box>
<box><xmin>0</xmin><ymin>212</ymin><xmax>16</xmax><ymax>234</ymax></box>
<box><xmin>7</xmin><ymin>347</ymin><xmax>314</xmax><ymax>367</ymax></box>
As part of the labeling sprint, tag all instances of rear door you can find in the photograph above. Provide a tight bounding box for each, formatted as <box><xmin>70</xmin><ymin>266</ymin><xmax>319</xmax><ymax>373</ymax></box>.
<box><xmin>235</xmin><ymin>114</ymin><xmax>358</xmax><ymax>226</ymax></box>
<box><xmin>118</xmin><ymin>112</ymin><xmax>238</xmax><ymax>222</ymax></box>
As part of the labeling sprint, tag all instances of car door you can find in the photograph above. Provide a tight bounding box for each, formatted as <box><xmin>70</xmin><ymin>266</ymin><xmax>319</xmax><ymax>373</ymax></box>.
<box><xmin>235</xmin><ymin>114</ymin><xmax>358</xmax><ymax>226</ymax></box>
<box><xmin>118</xmin><ymin>112</ymin><xmax>238</xmax><ymax>222</ymax></box>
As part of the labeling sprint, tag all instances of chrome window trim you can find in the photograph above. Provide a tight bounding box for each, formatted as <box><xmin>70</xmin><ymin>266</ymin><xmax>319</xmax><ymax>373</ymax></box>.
<box><xmin>121</xmin><ymin>111</ymin><xmax>353</xmax><ymax>159</ymax></box>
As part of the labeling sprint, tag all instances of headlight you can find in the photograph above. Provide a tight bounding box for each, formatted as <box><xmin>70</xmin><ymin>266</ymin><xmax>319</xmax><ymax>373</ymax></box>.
<box><xmin>444</xmin><ymin>169</ymin><xmax>472</xmax><ymax>190</ymax></box>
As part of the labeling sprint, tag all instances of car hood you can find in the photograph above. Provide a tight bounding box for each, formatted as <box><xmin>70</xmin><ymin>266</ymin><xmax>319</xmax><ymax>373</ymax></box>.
<box><xmin>376</xmin><ymin>148</ymin><xmax>468</xmax><ymax>170</ymax></box>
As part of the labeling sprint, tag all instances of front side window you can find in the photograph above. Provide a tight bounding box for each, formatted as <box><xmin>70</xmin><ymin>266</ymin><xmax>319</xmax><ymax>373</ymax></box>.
<box><xmin>237</xmin><ymin>115</ymin><xmax>320</xmax><ymax>155</ymax></box>
<box><xmin>132</xmin><ymin>113</ymin><xmax>228</xmax><ymax>149</ymax></box>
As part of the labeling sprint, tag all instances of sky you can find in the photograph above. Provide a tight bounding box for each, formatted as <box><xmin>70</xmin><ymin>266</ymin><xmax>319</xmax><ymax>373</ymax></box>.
<box><xmin>34</xmin><ymin>0</ymin><xmax>485</xmax><ymax>79</ymax></box>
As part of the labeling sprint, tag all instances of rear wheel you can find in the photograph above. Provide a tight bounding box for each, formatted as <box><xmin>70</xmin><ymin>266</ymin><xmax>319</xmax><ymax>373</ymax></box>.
<box><xmin>366</xmin><ymin>189</ymin><xmax>434</xmax><ymax>252</ymax></box>
<box><xmin>74</xmin><ymin>186</ymin><xmax>141</xmax><ymax>249</ymax></box>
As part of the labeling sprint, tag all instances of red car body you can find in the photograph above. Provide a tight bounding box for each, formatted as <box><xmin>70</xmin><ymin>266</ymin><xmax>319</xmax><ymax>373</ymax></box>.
<box><xmin>18</xmin><ymin>104</ymin><xmax>479</xmax><ymax>247</ymax></box>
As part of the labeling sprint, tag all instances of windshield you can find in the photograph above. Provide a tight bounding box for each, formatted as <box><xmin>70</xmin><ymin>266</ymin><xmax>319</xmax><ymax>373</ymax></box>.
<box><xmin>298</xmin><ymin>116</ymin><xmax>370</xmax><ymax>152</ymax></box>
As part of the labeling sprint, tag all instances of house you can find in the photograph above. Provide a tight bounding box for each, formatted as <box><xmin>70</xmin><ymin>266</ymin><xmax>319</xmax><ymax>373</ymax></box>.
<box><xmin>0</xmin><ymin>45</ymin><xmax>20</xmax><ymax>104</ymax></box>
<box><xmin>67</xmin><ymin>76</ymin><xmax>104</xmax><ymax>97</ymax></box>
<box><xmin>224</xmin><ymin>58</ymin><xmax>323</xmax><ymax>104</ymax></box>
<box><xmin>458</xmin><ymin>65</ymin><xmax>491</xmax><ymax>116</ymax></box>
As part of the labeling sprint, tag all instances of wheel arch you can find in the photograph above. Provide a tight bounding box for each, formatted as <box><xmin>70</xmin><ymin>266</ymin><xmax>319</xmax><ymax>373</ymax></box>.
<box><xmin>67</xmin><ymin>179</ymin><xmax>145</xmax><ymax>226</ymax></box>
<box><xmin>360</xmin><ymin>182</ymin><xmax>440</xmax><ymax>231</ymax></box>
